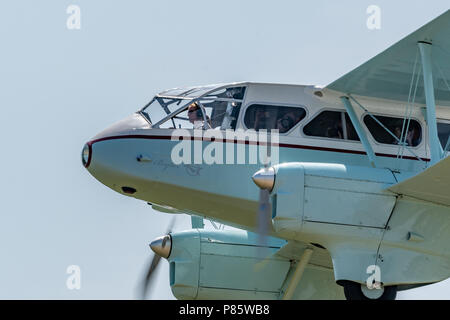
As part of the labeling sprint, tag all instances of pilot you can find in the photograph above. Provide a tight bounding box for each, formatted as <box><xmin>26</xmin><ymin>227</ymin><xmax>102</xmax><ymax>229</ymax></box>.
<box><xmin>188</xmin><ymin>102</ymin><xmax>211</xmax><ymax>129</ymax></box>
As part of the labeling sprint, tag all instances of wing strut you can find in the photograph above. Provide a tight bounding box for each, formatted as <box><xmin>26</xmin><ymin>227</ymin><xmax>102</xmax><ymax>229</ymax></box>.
<box><xmin>282</xmin><ymin>248</ymin><xmax>314</xmax><ymax>300</ymax></box>
<box><xmin>341</xmin><ymin>97</ymin><xmax>378</xmax><ymax>168</ymax></box>
<box><xmin>418</xmin><ymin>41</ymin><xmax>444</xmax><ymax>164</ymax></box>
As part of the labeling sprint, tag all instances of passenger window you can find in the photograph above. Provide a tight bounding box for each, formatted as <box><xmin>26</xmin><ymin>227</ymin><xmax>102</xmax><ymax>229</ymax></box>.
<box><xmin>303</xmin><ymin>110</ymin><xmax>360</xmax><ymax>141</ymax></box>
<box><xmin>438</xmin><ymin>121</ymin><xmax>450</xmax><ymax>151</ymax></box>
<box><xmin>364</xmin><ymin>115</ymin><xmax>422</xmax><ymax>147</ymax></box>
<box><xmin>244</xmin><ymin>104</ymin><xmax>306</xmax><ymax>133</ymax></box>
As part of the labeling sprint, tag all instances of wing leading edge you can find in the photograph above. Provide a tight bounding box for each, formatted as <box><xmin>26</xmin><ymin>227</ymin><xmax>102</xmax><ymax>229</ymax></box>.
<box><xmin>326</xmin><ymin>10</ymin><xmax>450</xmax><ymax>106</ymax></box>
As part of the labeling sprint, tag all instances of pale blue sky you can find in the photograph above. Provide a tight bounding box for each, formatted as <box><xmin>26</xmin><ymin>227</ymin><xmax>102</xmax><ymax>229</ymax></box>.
<box><xmin>0</xmin><ymin>1</ymin><xmax>449</xmax><ymax>299</ymax></box>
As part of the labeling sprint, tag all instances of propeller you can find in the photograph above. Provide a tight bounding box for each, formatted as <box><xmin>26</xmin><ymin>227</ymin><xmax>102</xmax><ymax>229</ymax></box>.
<box><xmin>137</xmin><ymin>217</ymin><xmax>175</xmax><ymax>299</ymax></box>
<box><xmin>252</xmin><ymin>163</ymin><xmax>276</xmax><ymax>260</ymax></box>
<box><xmin>252</xmin><ymin>131</ymin><xmax>277</xmax><ymax>260</ymax></box>
<box><xmin>256</xmin><ymin>188</ymin><xmax>271</xmax><ymax>249</ymax></box>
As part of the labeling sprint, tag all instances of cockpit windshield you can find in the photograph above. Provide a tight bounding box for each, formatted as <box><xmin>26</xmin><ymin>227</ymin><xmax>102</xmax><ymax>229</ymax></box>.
<box><xmin>158</xmin><ymin>85</ymin><xmax>222</xmax><ymax>98</ymax></box>
<box><xmin>139</xmin><ymin>85</ymin><xmax>246</xmax><ymax>130</ymax></box>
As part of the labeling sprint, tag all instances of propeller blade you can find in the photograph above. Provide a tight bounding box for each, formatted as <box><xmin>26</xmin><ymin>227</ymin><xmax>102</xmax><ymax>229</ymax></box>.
<box><xmin>252</xmin><ymin>163</ymin><xmax>275</xmax><ymax>261</ymax></box>
<box><xmin>256</xmin><ymin>186</ymin><xmax>272</xmax><ymax>260</ymax></box>
<box><xmin>137</xmin><ymin>217</ymin><xmax>176</xmax><ymax>299</ymax></box>
<box><xmin>139</xmin><ymin>252</ymin><xmax>162</xmax><ymax>299</ymax></box>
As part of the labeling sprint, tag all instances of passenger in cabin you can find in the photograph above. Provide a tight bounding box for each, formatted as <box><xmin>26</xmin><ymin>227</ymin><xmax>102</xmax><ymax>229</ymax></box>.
<box><xmin>188</xmin><ymin>102</ymin><xmax>211</xmax><ymax>129</ymax></box>
<box><xmin>275</xmin><ymin>110</ymin><xmax>305</xmax><ymax>133</ymax></box>
<box><xmin>254</xmin><ymin>108</ymin><xmax>271</xmax><ymax>131</ymax></box>
<box><xmin>276</xmin><ymin>112</ymin><xmax>297</xmax><ymax>133</ymax></box>
<box><xmin>392</xmin><ymin>125</ymin><xmax>420</xmax><ymax>146</ymax></box>
<box><xmin>336</xmin><ymin>121</ymin><xmax>344</xmax><ymax>139</ymax></box>
<box><xmin>325</xmin><ymin>119</ymin><xmax>343</xmax><ymax>139</ymax></box>
<box><xmin>406</xmin><ymin>126</ymin><xmax>421</xmax><ymax>146</ymax></box>
<box><xmin>326</xmin><ymin>126</ymin><xmax>343</xmax><ymax>139</ymax></box>
<box><xmin>393</xmin><ymin>126</ymin><xmax>402</xmax><ymax>143</ymax></box>
<box><xmin>345</xmin><ymin>120</ymin><xmax>359</xmax><ymax>141</ymax></box>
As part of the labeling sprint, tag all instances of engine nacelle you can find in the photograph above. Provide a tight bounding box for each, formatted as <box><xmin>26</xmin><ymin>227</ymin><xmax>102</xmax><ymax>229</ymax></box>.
<box><xmin>163</xmin><ymin>229</ymin><xmax>343</xmax><ymax>300</ymax></box>
<box><xmin>269</xmin><ymin>162</ymin><xmax>398</xmax><ymax>285</ymax></box>
<box><xmin>166</xmin><ymin>229</ymin><xmax>289</xmax><ymax>299</ymax></box>
<box><xmin>271</xmin><ymin>162</ymin><xmax>397</xmax><ymax>235</ymax></box>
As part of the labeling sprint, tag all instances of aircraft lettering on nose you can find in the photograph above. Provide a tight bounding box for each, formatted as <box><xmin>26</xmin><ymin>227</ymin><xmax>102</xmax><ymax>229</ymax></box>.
<box><xmin>82</xmin><ymin>10</ymin><xmax>450</xmax><ymax>300</ymax></box>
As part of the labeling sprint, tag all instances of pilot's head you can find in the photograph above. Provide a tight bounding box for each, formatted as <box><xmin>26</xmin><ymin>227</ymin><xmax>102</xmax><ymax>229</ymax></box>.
<box><xmin>188</xmin><ymin>102</ymin><xmax>203</xmax><ymax>123</ymax></box>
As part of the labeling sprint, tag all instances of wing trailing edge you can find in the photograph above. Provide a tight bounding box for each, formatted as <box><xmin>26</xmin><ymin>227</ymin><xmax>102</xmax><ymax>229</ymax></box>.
<box><xmin>388</xmin><ymin>156</ymin><xmax>450</xmax><ymax>206</ymax></box>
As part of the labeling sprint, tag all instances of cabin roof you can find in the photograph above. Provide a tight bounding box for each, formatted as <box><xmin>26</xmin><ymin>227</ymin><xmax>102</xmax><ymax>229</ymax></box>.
<box><xmin>156</xmin><ymin>82</ymin><xmax>314</xmax><ymax>99</ymax></box>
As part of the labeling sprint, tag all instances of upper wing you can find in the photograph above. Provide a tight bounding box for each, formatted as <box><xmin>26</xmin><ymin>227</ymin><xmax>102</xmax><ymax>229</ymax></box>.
<box><xmin>388</xmin><ymin>156</ymin><xmax>450</xmax><ymax>206</ymax></box>
<box><xmin>326</xmin><ymin>10</ymin><xmax>450</xmax><ymax>106</ymax></box>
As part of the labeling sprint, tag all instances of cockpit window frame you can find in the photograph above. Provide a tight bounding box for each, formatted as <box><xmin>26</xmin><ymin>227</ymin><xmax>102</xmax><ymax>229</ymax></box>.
<box><xmin>140</xmin><ymin>84</ymin><xmax>248</xmax><ymax>129</ymax></box>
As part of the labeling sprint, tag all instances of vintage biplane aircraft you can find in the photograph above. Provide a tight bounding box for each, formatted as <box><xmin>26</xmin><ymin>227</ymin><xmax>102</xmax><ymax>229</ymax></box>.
<box><xmin>82</xmin><ymin>10</ymin><xmax>450</xmax><ymax>300</ymax></box>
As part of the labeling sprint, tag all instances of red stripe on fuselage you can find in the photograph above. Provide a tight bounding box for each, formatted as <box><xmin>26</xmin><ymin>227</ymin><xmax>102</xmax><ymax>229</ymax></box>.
<box><xmin>89</xmin><ymin>134</ymin><xmax>430</xmax><ymax>162</ymax></box>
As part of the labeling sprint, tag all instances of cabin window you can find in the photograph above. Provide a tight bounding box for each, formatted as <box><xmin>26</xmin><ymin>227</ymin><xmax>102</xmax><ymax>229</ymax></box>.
<box><xmin>244</xmin><ymin>104</ymin><xmax>306</xmax><ymax>133</ymax></box>
<box><xmin>303</xmin><ymin>110</ymin><xmax>360</xmax><ymax>141</ymax></box>
<box><xmin>364</xmin><ymin>115</ymin><xmax>422</xmax><ymax>147</ymax></box>
<box><xmin>438</xmin><ymin>121</ymin><xmax>450</xmax><ymax>151</ymax></box>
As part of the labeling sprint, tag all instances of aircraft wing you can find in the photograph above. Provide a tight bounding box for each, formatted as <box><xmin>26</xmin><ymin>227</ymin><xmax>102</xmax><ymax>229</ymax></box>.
<box><xmin>387</xmin><ymin>156</ymin><xmax>450</xmax><ymax>206</ymax></box>
<box><xmin>326</xmin><ymin>10</ymin><xmax>450</xmax><ymax>106</ymax></box>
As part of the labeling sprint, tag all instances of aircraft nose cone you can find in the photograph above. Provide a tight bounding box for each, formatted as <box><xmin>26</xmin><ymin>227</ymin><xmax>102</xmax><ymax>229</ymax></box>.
<box><xmin>252</xmin><ymin>167</ymin><xmax>275</xmax><ymax>191</ymax></box>
<box><xmin>81</xmin><ymin>143</ymin><xmax>92</xmax><ymax>168</ymax></box>
<box><xmin>149</xmin><ymin>235</ymin><xmax>172</xmax><ymax>259</ymax></box>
